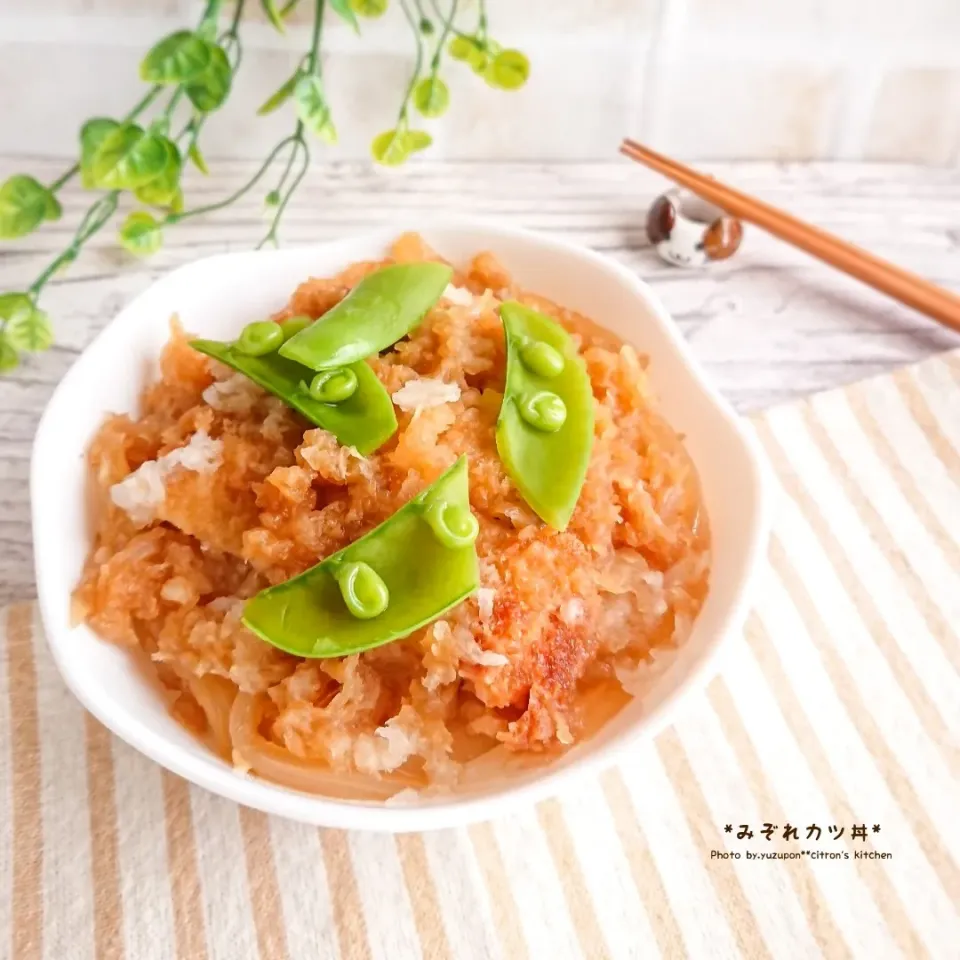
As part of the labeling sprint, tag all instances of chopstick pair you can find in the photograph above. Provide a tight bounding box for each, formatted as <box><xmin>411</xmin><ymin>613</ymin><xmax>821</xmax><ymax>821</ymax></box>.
<box><xmin>620</xmin><ymin>138</ymin><xmax>960</xmax><ymax>336</ymax></box>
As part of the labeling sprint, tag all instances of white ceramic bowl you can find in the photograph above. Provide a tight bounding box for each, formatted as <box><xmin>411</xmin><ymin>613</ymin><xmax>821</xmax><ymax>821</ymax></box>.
<box><xmin>32</xmin><ymin>221</ymin><xmax>770</xmax><ymax>832</ymax></box>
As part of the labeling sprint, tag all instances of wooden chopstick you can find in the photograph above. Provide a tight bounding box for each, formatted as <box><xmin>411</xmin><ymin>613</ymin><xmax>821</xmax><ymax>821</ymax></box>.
<box><xmin>620</xmin><ymin>138</ymin><xmax>960</xmax><ymax>335</ymax></box>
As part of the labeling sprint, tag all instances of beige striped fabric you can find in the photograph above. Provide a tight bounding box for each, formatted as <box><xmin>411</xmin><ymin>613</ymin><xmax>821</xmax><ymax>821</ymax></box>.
<box><xmin>3</xmin><ymin>351</ymin><xmax>960</xmax><ymax>960</ymax></box>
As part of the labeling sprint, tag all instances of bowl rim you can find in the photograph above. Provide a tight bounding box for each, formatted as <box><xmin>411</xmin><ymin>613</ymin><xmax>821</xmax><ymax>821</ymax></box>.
<box><xmin>31</xmin><ymin>218</ymin><xmax>772</xmax><ymax>832</ymax></box>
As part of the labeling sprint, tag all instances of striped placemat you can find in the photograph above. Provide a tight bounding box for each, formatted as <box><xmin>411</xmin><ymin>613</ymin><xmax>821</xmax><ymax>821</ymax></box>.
<box><xmin>3</xmin><ymin>350</ymin><xmax>959</xmax><ymax>960</ymax></box>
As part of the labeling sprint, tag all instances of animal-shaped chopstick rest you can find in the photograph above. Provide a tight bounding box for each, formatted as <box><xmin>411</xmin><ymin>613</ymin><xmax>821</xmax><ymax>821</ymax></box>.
<box><xmin>646</xmin><ymin>188</ymin><xmax>744</xmax><ymax>268</ymax></box>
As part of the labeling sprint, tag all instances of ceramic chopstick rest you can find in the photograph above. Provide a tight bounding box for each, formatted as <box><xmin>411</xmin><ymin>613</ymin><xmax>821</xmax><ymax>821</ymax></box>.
<box><xmin>646</xmin><ymin>188</ymin><xmax>743</xmax><ymax>268</ymax></box>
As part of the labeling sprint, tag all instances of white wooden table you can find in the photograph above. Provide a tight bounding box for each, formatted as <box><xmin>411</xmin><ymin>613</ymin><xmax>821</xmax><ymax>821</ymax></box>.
<box><xmin>2</xmin><ymin>159</ymin><xmax>958</xmax><ymax>603</ymax></box>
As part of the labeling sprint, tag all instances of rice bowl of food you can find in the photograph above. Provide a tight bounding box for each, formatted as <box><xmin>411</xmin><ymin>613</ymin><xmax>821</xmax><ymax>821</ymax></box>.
<box><xmin>31</xmin><ymin>222</ymin><xmax>770</xmax><ymax>831</ymax></box>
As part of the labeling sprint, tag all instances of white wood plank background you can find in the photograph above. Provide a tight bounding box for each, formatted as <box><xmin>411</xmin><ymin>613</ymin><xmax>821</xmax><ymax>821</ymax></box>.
<box><xmin>2</xmin><ymin>158</ymin><xmax>958</xmax><ymax>602</ymax></box>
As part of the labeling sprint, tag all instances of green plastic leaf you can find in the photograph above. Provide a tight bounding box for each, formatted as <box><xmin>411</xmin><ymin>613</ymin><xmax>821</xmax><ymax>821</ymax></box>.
<box><xmin>257</xmin><ymin>72</ymin><xmax>299</xmax><ymax>116</ymax></box>
<box><xmin>185</xmin><ymin>43</ymin><xmax>232</xmax><ymax>112</ymax></box>
<box><xmin>188</xmin><ymin>141</ymin><xmax>209</xmax><ymax>175</ymax></box>
<box><xmin>134</xmin><ymin>140</ymin><xmax>182</xmax><ymax>208</ymax></box>
<box><xmin>90</xmin><ymin>124</ymin><xmax>146</xmax><ymax>187</ymax></box>
<box><xmin>447</xmin><ymin>35</ymin><xmax>471</xmax><ymax>60</ymax></box>
<box><xmin>404</xmin><ymin>130</ymin><xmax>432</xmax><ymax>154</ymax></box>
<box><xmin>5</xmin><ymin>305</ymin><xmax>53</xmax><ymax>353</ymax></box>
<box><xmin>448</xmin><ymin>35</ymin><xmax>487</xmax><ymax>69</ymax></box>
<box><xmin>350</xmin><ymin>0</ymin><xmax>387</xmax><ymax>16</ymax></box>
<box><xmin>319</xmin><ymin>118</ymin><xmax>338</xmax><ymax>144</ymax></box>
<box><xmin>81</xmin><ymin>118</ymin><xmax>118</xmax><ymax>151</ymax></box>
<box><xmin>0</xmin><ymin>292</ymin><xmax>33</xmax><ymax>323</ymax></box>
<box><xmin>141</xmin><ymin>30</ymin><xmax>212</xmax><ymax>84</ymax></box>
<box><xmin>261</xmin><ymin>0</ymin><xmax>286</xmax><ymax>31</ymax></box>
<box><xmin>0</xmin><ymin>334</ymin><xmax>19</xmax><ymax>373</ymax></box>
<box><xmin>89</xmin><ymin>124</ymin><xmax>172</xmax><ymax>190</ymax></box>
<box><xmin>119</xmin><ymin>211</ymin><xmax>163</xmax><ymax>257</ymax></box>
<box><xmin>447</xmin><ymin>37</ymin><xmax>475</xmax><ymax>61</ymax></box>
<box><xmin>487</xmin><ymin>49</ymin><xmax>530</xmax><ymax>90</ymax></box>
<box><xmin>80</xmin><ymin>118</ymin><xmax>119</xmax><ymax>188</ymax></box>
<box><xmin>134</xmin><ymin>180</ymin><xmax>175</xmax><ymax>208</ymax></box>
<box><xmin>371</xmin><ymin>129</ymin><xmax>410</xmax><ymax>166</ymax></box>
<box><xmin>44</xmin><ymin>192</ymin><xmax>62</xmax><ymax>222</ymax></box>
<box><xmin>370</xmin><ymin>128</ymin><xmax>432</xmax><ymax>166</ymax></box>
<box><xmin>0</xmin><ymin>175</ymin><xmax>55</xmax><ymax>240</ymax></box>
<box><xmin>279</xmin><ymin>0</ymin><xmax>301</xmax><ymax>15</ymax></box>
<box><xmin>413</xmin><ymin>76</ymin><xmax>449</xmax><ymax>118</ymax></box>
<box><xmin>295</xmin><ymin>75</ymin><xmax>337</xmax><ymax>142</ymax></box>
<box><xmin>329</xmin><ymin>0</ymin><xmax>360</xmax><ymax>31</ymax></box>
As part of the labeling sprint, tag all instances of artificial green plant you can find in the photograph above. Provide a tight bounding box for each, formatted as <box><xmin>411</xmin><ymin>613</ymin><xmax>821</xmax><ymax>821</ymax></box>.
<box><xmin>0</xmin><ymin>0</ymin><xmax>529</xmax><ymax>372</ymax></box>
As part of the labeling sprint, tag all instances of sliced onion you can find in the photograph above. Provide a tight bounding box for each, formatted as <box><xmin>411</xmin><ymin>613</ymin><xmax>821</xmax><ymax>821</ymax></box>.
<box><xmin>187</xmin><ymin>674</ymin><xmax>237</xmax><ymax>760</ymax></box>
<box><xmin>229</xmin><ymin>693</ymin><xmax>422</xmax><ymax>801</ymax></box>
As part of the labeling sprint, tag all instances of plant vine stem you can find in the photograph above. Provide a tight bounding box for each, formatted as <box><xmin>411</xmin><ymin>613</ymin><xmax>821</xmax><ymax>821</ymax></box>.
<box><xmin>308</xmin><ymin>0</ymin><xmax>326</xmax><ymax>75</ymax></box>
<box><xmin>257</xmin><ymin>134</ymin><xmax>310</xmax><ymax>249</ymax></box>
<box><xmin>432</xmin><ymin>0</ymin><xmax>479</xmax><ymax>43</ymax></box>
<box><xmin>49</xmin><ymin>166</ymin><xmax>79</xmax><ymax>193</ymax></box>
<box><xmin>427</xmin><ymin>0</ymin><xmax>458</xmax><ymax>70</ymax></box>
<box><xmin>127</xmin><ymin>84</ymin><xmax>166</xmax><ymax>123</ymax></box>
<box><xmin>165</xmin><ymin>86</ymin><xmax>185</xmax><ymax>119</ymax></box>
<box><xmin>476</xmin><ymin>0</ymin><xmax>487</xmax><ymax>40</ymax></box>
<box><xmin>257</xmin><ymin>0</ymin><xmax>323</xmax><ymax>249</ymax></box>
<box><xmin>274</xmin><ymin>128</ymin><xmax>303</xmax><ymax>196</ymax></box>
<box><xmin>221</xmin><ymin>0</ymin><xmax>247</xmax><ymax>69</ymax></box>
<box><xmin>228</xmin><ymin>0</ymin><xmax>246</xmax><ymax>33</ymax></box>
<box><xmin>164</xmin><ymin>136</ymin><xmax>298</xmax><ymax>226</ymax></box>
<box><xmin>27</xmin><ymin>193</ymin><xmax>120</xmax><ymax>297</ymax></box>
<box><xmin>201</xmin><ymin>0</ymin><xmax>226</xmax><ymax>24</ymax></box>
<box><xmin>397</xmin><ymin>0</ymin><xmax>425</xmax><ymax>125</ymax></box>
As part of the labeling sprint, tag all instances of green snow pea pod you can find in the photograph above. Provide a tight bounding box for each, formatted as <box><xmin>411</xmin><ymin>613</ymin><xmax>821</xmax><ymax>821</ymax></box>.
<box><xmin>242</xmin><ymin>456</ymin><xmax>480</xmax><ymax>658</ymax></box>
<box><xmin>190</xmin><ymin>326</ymin><xmax>397</xmax><ymax>455</ymax></box>
<box><xmin>279</xmin><ymin>261</ymin><xmax>453</xmax><ymax>370</ymax></box>
<box><xmin>495</xmin><ymin>301</ymin><xmax>595</xmax><ymax>530</ymax></box>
